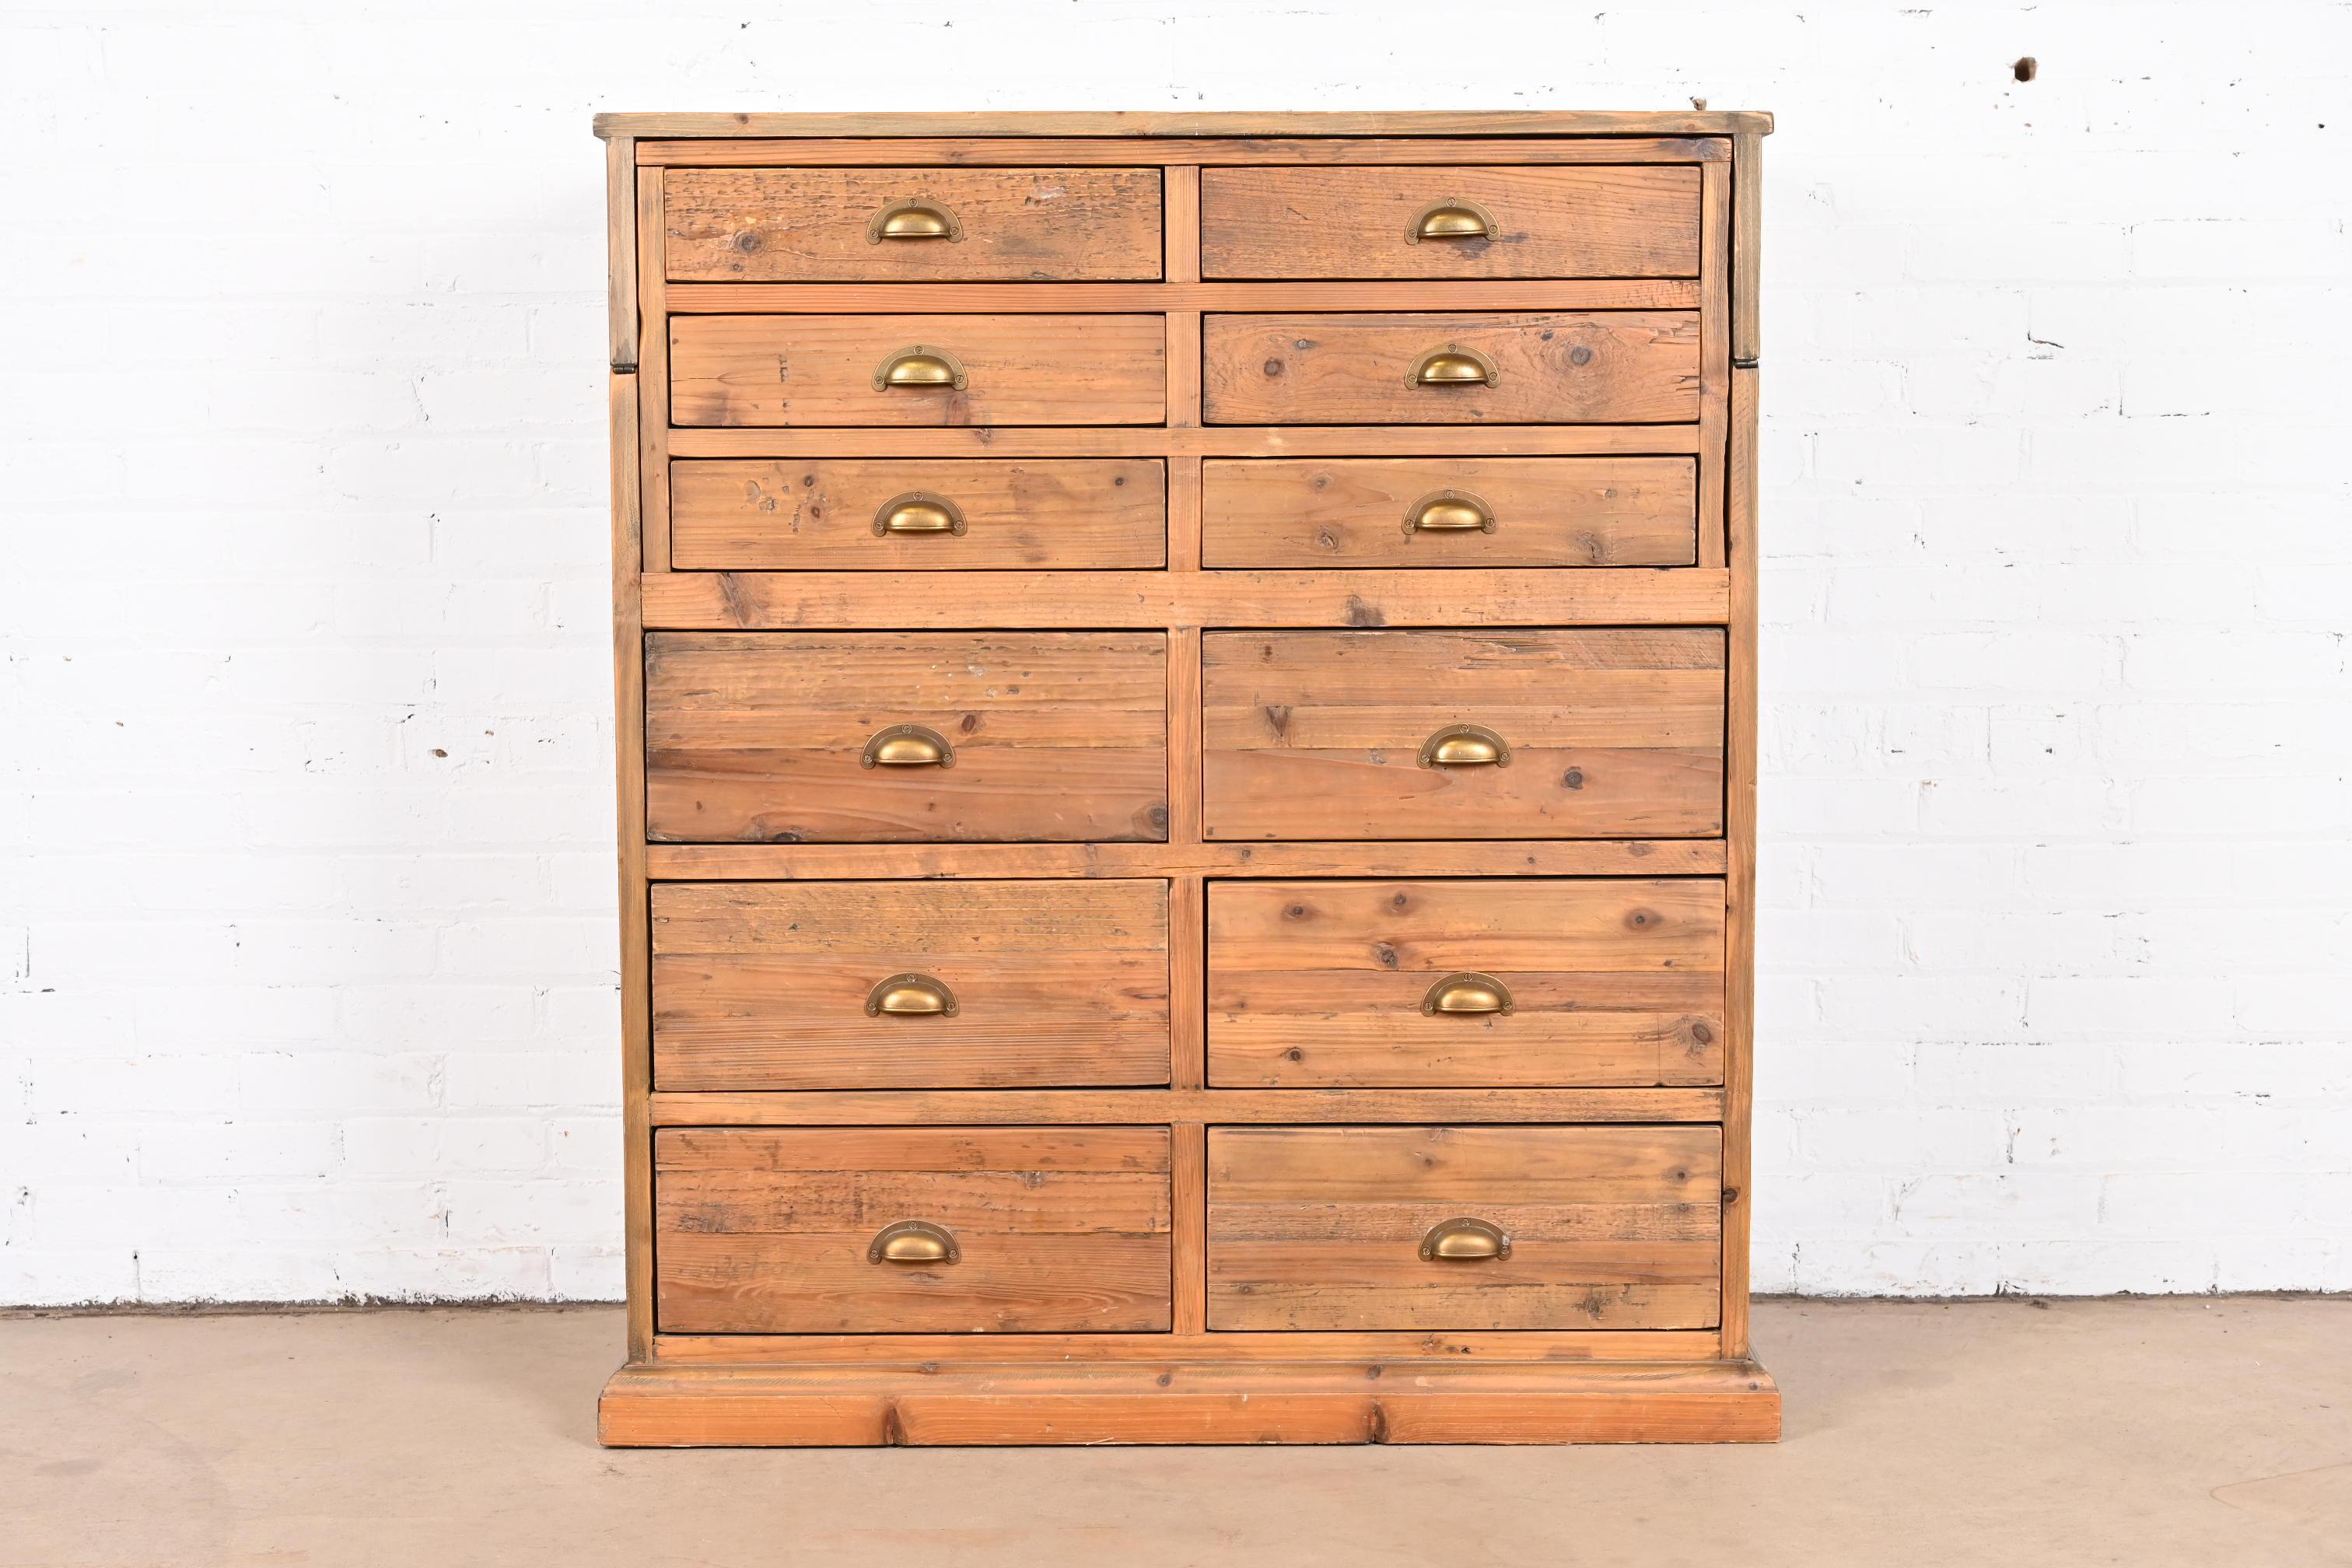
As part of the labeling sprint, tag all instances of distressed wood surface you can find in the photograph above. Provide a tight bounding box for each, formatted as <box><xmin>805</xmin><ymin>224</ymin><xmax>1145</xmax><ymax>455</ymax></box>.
<box><xmin>1206</xmin><ymin>879</ymin><xmax>1726</xmax><ymax>1088</ymax></box>
<box><xmin>671</xmin><ymin>313</ymin><xmax>1167</xmax><ymax>427</ymax></box>
<box><xmin>1723</xmin><ymin>362</ymin><xmax>1762</xmax><ymax>1357</ymax></box>
<box><xmin>1202</xmin><ymin>166</ymin><xmax>1702</xmax><ymax>281</ymax></box>
<box><xmin>656</xmin><ymin>1125</ymin><xmax>1171</xmax><ymax>1335</ymax></box>
<box><xmin>1200</xmin><ymin>457</ymin><xmax>1697</xmax><ymax>569</ymax></box>
<box><xmin>611</xmin><ymin>373</ymin><xmax>653</xmax><ymax>1359</ymax></box>
<box><xmin>632</xmin><ymin>135</ymin><xmax>1741</xmax><ymax>170</ymax></box>
<box><xmin>667</xmin><ymin>424</ymin><xmax>1705</xmax><ymax>459</ymax></box>
<box><xmin>646</xmin><ymin>1087</ymin><xmax>1727</xmax><ymax>1127</ymax></box>
<box><xmin>644</xmin><ymin>632</ymin><xmax>1168</xmax><ymax>842</ymax></box>
<box><xmin>596</xmin><ymin>110</ymin><xmax>1774</xmax><ymax>139</ymax></box>
<box><xmin>1206</xmin><ymin>1125</ymin><xmax>1722</xmax><ymax>1332</ymax></box>
<box><xmin>665</xmin><ymin>166</ymin><xmax>1163</xmax><ymax>282</ymax></box>
<box><xmin>604</xmin><ymin>135</ymin><xmax>637</xmax><ymax>369</ymax></box>
<box><xmin>651</xmin><ymin>880</ymin><xmax>1170</xmax><ymax>1090</ymax></box>
<box><xmin>1203</xmin><ymin>311</ymin><xmax>1701</xmax><ymax>425</ymax></box>
<box><xmin>1201</xmin><ymin>628</ymin><xmax>1726</xmax><ymax>840</ymax></box>
<box><xmin>649</xmin><ymin>1327</ymin><xmax>1724</xmax><ymax>1364</ymax></box>
<box><xmin>643</xmin><ymin>838</ymin><xmax>1730</xmax><ymax>881</ymax></box>
<box><xmin>665</xmin><ymin>278</ymin><xmax>1704</xmax><ymax>314</ymax></box>
<box><xmin>641</xmin><ymin>567</ymin><xmax>1732</xmax><ymax>630</ymax></box>
<box><xmin>1733</xmin><ymin>133</ymin><xmax>1763</xmax><ymax>366</ymax></box>
<box><xmin>670</xmin><ymin>457</ymin><xmax>1165</xmax><ymax>570</ymax></box>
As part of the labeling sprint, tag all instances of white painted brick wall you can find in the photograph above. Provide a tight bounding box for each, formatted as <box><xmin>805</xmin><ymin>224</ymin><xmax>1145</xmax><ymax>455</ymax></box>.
<box><xmin>2</xmin><ymin>1</ymin><xmax>2347</xmax><ymax>1303</ymax></box>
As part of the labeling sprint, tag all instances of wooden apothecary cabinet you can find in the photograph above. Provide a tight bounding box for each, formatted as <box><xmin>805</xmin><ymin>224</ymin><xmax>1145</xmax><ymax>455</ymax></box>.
<box><xmin>593</xmin><ymin>110</ymin><xmax>1774</xmax><ymax>1445</ymax></box>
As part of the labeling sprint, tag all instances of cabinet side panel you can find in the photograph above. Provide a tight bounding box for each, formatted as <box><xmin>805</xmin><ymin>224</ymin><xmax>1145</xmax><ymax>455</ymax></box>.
<box><xmin>606</xmin><ymin>135</ymin><xmax>639</xmax><ymax>370</ymax></box>
<box><xmin>1722</xmin><ymin>362</ymin><xmax>1759</xmax><ymax>1356</ymax></box>
<box><xmin>611</xmin><ymin>371</ymin><xmax>653</xmax><ymax>1358</ymax></box>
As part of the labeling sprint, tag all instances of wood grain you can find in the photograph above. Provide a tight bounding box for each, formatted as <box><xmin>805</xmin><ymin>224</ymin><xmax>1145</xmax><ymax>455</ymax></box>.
<box><xmin>1203</xmin><ymin>312</ymin><xmax>1701</xmax><ymax>425</ymax></box>
<box><xmin>648</xmin><ymin>1087</ymin><xmax>1727</xmax><ymax>1127</ymax></box>
<box><xmin>1202</xmin><ymin>166</ymin><xmax>1701</xmax><ymax>280</ymax></box>
<box><xmin>655</xmin><ymin>1125</ymin><xmax>1171</xmax><ymax>1334</ymax></box>
<box><xmin>1206</xmin><ymin>1125</ymin><xmax>1721</xmax><ymax>1331</ymax></box>
<box><xmin>604</xmin><ymin>135</ymin><xmax>636</xmax><ymax>369</ymax></box>
<box><xmin>631</xmin><ymin>134</ymin><xmax>1741</xmax><ymax>169</ymax></box>
<box><xmin>665</xmin><ymin>166</ymin><xmax>1161</xmax><ymax>282</ymax></box>
<box><xmin>640</xmin><ymin>567</ymin><xmax>1733</xmax><ymax>631</ymax></box>
<box><xmin>1723</xmin><ymin>362</ymin><xmax>1762</xmax><ymax>1357</ymax></box>
<box><xmin>644</xmin><ymin>838</ymin><xmax>1731</xmax><ymax>882</ymax></box>
<box><xmin>667</xmin><ymin>424</ymin><xmax>1705</xmax><ymax>459</ymax></box>
<box><xmin>1206</xmin><ymin>879</ymin><xmax>1726</xmax><ymax>1088</ymax></box>
<box><xmin>1733</xmin><ymin>133</ymin><xmax>1763</xmax><ymax>366</ymax></box>
<box><xmin>649</xmin><ymin>1328</ymin><xmax>1725</xmax><ymax>1364</ymax></box>
<box><xmin>644</xmin><ymin>632</ymin><xmax>1168</xmax><ymax>842</ymax></box>
<box><xmin>670</xmin><ymin>458</ymin><xmax>1165</xmax><ymax>570</ymax></box>
<box><xmin>596</xmin><ymin>110</ymin><xmax>1774</xmax><ymax>139</ymax></box>
<box><xmin>1201</xmin><ymin>628</ymin><xmax>1726</xmax><ymax>840</ymax></box>
<box><xmin>651</xmin><ymin>880</ymin><xmax>1170</xmax><ymax>1090</ymax></box>
<box><xmin>666</xmin><ymin>279</ymin><xmax>1704</xmax><ymax>313</ymax></box>
<box><xmin>670</xmin><ymin>314</ymin><xmax>1167</xmax><ymax>427</ymax></box>
<box><xmin>611</xmin><ymin>372</ymin><xmax>653</xmax><ymax>1359</ymax></box>
<box><xmin>1200</xmin><ymin>457</ymin><xmax>1697</xmax><ymax>569</ymax></box>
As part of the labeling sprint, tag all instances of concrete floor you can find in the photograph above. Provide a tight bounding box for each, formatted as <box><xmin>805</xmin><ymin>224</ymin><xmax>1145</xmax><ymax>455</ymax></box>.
<box><xmin>2</xmin><ymin>1300</ymin><xmax>2347</xmax><ymax>1566</ymax></box>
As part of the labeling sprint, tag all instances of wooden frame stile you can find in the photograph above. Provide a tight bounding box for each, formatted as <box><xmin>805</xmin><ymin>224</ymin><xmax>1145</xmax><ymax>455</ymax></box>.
<box><xmin>595</xmin><ymin>111</ymin><xmax>1775</xmax><ymax>1446</ymax></box>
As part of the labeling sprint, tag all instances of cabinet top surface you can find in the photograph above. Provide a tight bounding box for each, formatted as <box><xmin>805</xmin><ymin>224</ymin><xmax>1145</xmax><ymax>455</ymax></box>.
<box><xmin>593</xmin><ymin>109</ymin><xmax>1773</xmax><ymax>140</ymax></box>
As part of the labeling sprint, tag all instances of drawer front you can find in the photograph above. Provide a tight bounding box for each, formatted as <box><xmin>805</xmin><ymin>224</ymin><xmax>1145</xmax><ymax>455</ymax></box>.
<box><xmin>1207</xmin><ymin>880</ymin><xmax>1725</xmax><ymax>1088</ymax></box>
<box><xmin>1206</xmin><ymin>1125</ymin><xmax>1720</xmax><ymax>1331</ymax></box>
<box><xmin>670</xmin><ymin>314</ymin><xmax>1167</xmax><ymax>427</ymax></box>
<box><xmin>1202</xmin><ymin>629</ymin><xmax>1725</xmax><ymax>841</ymax></box>
<box><xmin>1201</xmin><ymin>166</ymin><xmax>1701</xmax><ymax>280</ymax></box>
<box><xmin>1202</xmin><ymin>312</ymin><xmax>1699</xmax><ymax>425</ymax></box>
<box><xmin>653</xmin><ymin>881</ymin><xmax>1171</xmax><ymax>1090</ymax></box>
<box><xmin>672</xmin><ymin>458</ymin><xmax>1166</xmax><ymax>571</ymax></box>
<box><xmin>658</xmin><ymin>1127</ymin><xmax>1174</xmax><ymax>1334</ymax></box>
<box><xmin>646</xmin><ymin>632</ymin><xmax>1169</xmax><ymax>843</ymax></box>
<box><xmin>666</xmin><ymin>166</ymin><xmax>1163</xmax><ymax>282</ymax></box>
<box><xmin>1199</xmin><ymin>457</ymin><xmax>1696</xmax><ymax>569</ymax></box>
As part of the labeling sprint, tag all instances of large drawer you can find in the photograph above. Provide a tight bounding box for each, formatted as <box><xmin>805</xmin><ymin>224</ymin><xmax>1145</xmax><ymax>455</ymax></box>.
<box><xmin>1199</xmin><ymin>457</ymin><xmax>1697</xmax><ymax>569</ymax></box>
<box><xmin>1207</xmin><ymin>879</ymin><xmax>1725</xmax><ymax>1087</ymax></box>
<box><xmin>665</xmin><ymin>166</ymin><xmax>1164</xmax><ymax>282</ymax></box>
<box><xmin>1200</xmin><ymin>165</ymin><xmax>1702</xmax><ymax>280</ymax></box>
<box><xmin>657</xmin><ymin>1126</ymin><xmax>1174</xmax><ymax>1334</ymax></box>
<box><xmin>1206</xmin><ymin>1125</ymin><xmax>1721</xmax><ymax>1332</ymax></box>
<box><xmin>1202</xmin><ymin>312</ymin><xmax>1699</xmax><ymax>425</ymax></box>
<box><xmin>653</xmin><ymin>881</ymin><xmax>1171</xmax><ymax>1090</ymax></box>
<box><xmin>671</xmin><ymin>458</ymin><xmax>1166</xmax><ymax>570</ymax></box>
<box><xmin>646</xmin><ymin>632</ymin><xmax>1169</xmax><ymax>843</ymax></box>
<box><xmin>670</xmin><ymin>314</ymin><xmax>1167</xmax><ymax>426</ymax></box>
<box><xmin>1201</xmin><ymin>629</ymin><xmax>1725</xmax><ymax>841</ymax></box>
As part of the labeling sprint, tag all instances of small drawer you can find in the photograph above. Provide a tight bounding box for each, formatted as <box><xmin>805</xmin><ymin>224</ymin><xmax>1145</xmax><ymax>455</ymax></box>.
<box><xmin>666</xmin><ymin>166</ymin><xmax>1164</xmax><ymax>283</ymax></box>
<box><xmin>646</xmin><ymin>632</ymin><xmax>1168</xmax><ymax>843</ymax></box>
<box><xmin>1206</xmin><ymin>1125</ymin><xmax>1721</xmax><ymax>1332</ymax></box>
<box><xmin>672</xmin><ymin>459</ymin><xmax>1166</xmax><ymax>571</ymax></box>
<box><xmin>1201</xmin><ymin>165</ymin><xmax>1701</xmax><ymax>280</ymax></box>
<box><xmin>1199</xmin><ymin>457</ymin><xmax>1696</xmax><ymax>569</ymax></box>
<box><xmin>1207</xmin><ymin>879</ymin><xmax>1724</xmax><ymax>1088</ymax></box>
<box><xmin>658</xmin><ymin>1126</ymin><xmax>1174</xmax><ymax>1334</ymax></box>
<box><xmin>1201</xmin><ymin>629</ymin><xmax>1724</xmax><ymax>842</ymax></box>
<box><xmin>1202</xmin><ymin>312</ymin><xmax>1699</xmax><ymax>425</ymax></box>
<box><xmin>653</xmin><ymin>880</ymin><xmax>1171</xmax><ymax>1090</ymax></box>
<box><xmin>670</xmin><ymin>314</ymin><xmax>1167</xmax><ymax>427</ymax></box>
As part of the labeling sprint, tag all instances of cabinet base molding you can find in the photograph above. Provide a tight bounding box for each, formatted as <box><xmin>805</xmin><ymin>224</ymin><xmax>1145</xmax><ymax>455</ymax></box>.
<box><xmin>597</xmin><ymin>1356</ymin><xmax>1780</xmax><ymax>1447</ymax></box>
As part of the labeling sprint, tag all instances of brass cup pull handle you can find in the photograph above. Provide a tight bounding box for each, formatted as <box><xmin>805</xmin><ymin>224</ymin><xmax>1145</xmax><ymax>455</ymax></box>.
<box><xmin>873</xmin><ymin>344</ymin><xmax>969</xmax><ymax>391</ymax></box>
<box><xmin>866</xmin><ymin>198</ymin><xmax>964</xmax><ymax>243</ymax></box>
<box><xmin>1419</xmin><ymin>723</ymin><xmax>1510</xmax><ymax>769</ymax></box>
<box><xmin>869</xmin><ymin>1220</ymin><xmax>961</xmax><ymax>1264</ymax></box>
<box><xmin>1407</xmin><ymin>197</ymin><xmax>1498</xmax><ymax>243</ymax></box>
<box><xmin>1408</xmin><ymin>342</ymin><xmax>1500</xmax><ymax>388</ymax></box>
<box><xmin>1403</xmin><ymin>489</ymin><xmax>1496</xmax><ymax>536</ymax></box>
<box><xmin>1423</xmin><ymin>971</ymin><xmax>1514</xmax><ymax>1017</ymax></box>
<box><xmin>866</xmin><ymin>973</ymin><xmax>958</xmax><ymax>1017</ymax></box>
<box><xmin>873</xmin><ymin>492</ymin><xmax>968</xmax><ymax>537</ymax></box>
<box><xmin>862</xmin><ymin>724</ymin><xmax>954</xmax><ymax>770</ymax></box>
<box><xmin>1420</xmin><ymin>1216</ymin><xmax>1511</xmax><ymax>1262</ymax></box>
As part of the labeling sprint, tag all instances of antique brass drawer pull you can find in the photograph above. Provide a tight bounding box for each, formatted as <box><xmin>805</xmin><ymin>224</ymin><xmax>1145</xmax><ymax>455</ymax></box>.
<box><xmin>1422</xmin><ymin>972</ymin><xmax>1514</xmax><ymax>1017</ymax></box>
<box><xmin>865</xmin><ymin>973</ymin><xmax>958</xmax><ymax>1017</ymax></box>
<box><xmin>1407</xmin><ymin>197</ymin><xmax>1498</xmax><ymax>243</ymax></box>
<box><xmin>866</xmin><ymin>198</ymin><xmax>964</xmax><ymax>243</ymax></box>
<box><xmin>1419</xmin><ymin>1216</ymin><xmax>1511</xmax><ymax>1262</ymax></box>
<box><xmin>868</xmin><ymin>1220</ymin><xmax>961</xmax><ymax>1264</ymax></box>
<box><xmin>1408</xmin><ymin>342</ymin><xmax>1500</xmax><ymax>388</ymax></box>
<box><xmin>1418</xmin><ymin>723</ymin><xmax>1510</xmax><ymax>769</ymax></box>
<box><xmin>1402</xmin><ymin>489</ymin><xmax>1496</xmax><ymax>536</ymax></box>
<box><xmin>873</xmin><ymin>492</ymin><xmax>968</xmax><ymax>537</ymax></box>
<box><xmin>873</xmin><ymin>344</ymin><xmax>969</xmax><ymax>390</ymax></box>
<box><xmin>861</xmin><ymin>723</ymin><xmax>955</xmax><ymax>769</ymax></box>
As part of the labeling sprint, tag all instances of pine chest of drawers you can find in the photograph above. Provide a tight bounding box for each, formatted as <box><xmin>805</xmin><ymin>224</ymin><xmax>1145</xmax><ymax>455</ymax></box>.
<box><xmin>593</xmin><ymin>110</ymin><xmax>1775</xmax><ymax>1446</ymax></box>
